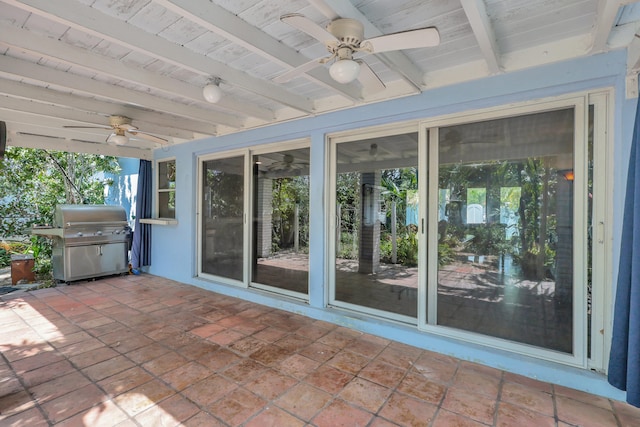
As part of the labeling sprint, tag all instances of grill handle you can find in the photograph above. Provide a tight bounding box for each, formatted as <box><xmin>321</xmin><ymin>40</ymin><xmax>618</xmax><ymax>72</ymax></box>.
<box><xmin>65</xmin><ymin>221</ymin><xmax>129</xmax><ymax>227</ymax></box>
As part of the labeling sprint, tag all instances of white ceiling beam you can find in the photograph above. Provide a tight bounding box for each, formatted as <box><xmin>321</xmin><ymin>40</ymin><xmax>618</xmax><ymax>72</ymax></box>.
<box><xmin>460</xmin><ymin>0</ymin><xmax>502</xmax><ymax>74</ymax></box>
<box><xmin>157</xmin><ymin>0</ymin><xmax>362</xmax><ymax>102</ymax></box>
<box><xmin>7</xmin><ymin>131</ymin><xmax>153</xmax><ymax>160</ymax></box>
<box><xmin>591</xmin><ymin>0</ymin><xmax>626</xmax><ymax>53</ymax></box>
<box><xmin>0</xmin><ymin>55</ymin><xmax>242</xmax><ymax>130</ymax></box>
<box><xmin>0</xmin><ymin>80</ymin><xmax>205</xmax><ymax>138</ymax></box>
<box><xmin>4</xmin><ymin>0</ymin><xmax>314</xmax><ymax>113</ymax></box>
<box><xmin>0</xmin><ymin>25</ymin><xmax>274</xmax><ymax>123</ymax></box>
<box><xmin>310</xmin><ymin>0</ymin><xmax>425</xmax><ymax>89</ymax></box>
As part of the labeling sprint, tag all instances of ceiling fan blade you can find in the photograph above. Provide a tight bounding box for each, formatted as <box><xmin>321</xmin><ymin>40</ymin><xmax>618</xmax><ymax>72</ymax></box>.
<box><xmin>128</xmin><ymin>131</ymin><xmax>168</xmax><ymax>145</ymax></box>
<box><xmin>281</xmin><ymin>13</ymin><xmax>338</xmax><ymax>43</ymax></box>
<box><xmin>119</xmin><ymin>123</ymin><xmax>138</xmax><ymax>132</ymax></box>
<box><xmin>63</xmin><ymin>125</ymin><xmax>111</xmax><ymax>130</ymax></box>
<box><xmin>362</xmin><ymin>27</ymin><xmax>440</xmax><ymax>53</ymax></box>
<box><xmin>357</xmin><ymin>60</ymin><xmax>386</xmax><ymax>93</ymax></box>
<box><xmin>307</xmin><ymin>0</ymin><xmax>340</xmax><ymax>20</ymax></box>
<box><xmin>273</xmin><ymin>58</ymin><xmax>325</xmax><ymax>83</ymax></box>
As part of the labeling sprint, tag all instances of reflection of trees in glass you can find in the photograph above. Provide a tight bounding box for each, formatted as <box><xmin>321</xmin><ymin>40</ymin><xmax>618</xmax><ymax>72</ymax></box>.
<box><xmin>204</xmin><ymin>166</ymin><xmax>243</xmax><ymax>218</ymax></box>
<box><xmin>336</xmin><ymin>172</ymin><xmax>360</xmax><ymax>259</ymax></box>
<box><xmin>271</xmin><ymin>176</ymin><xmax>309</xmax><ymax>252</ymax></box>
<box><xmin>437</xmin><ymin>158</ymin><xmax>560</xmax><ymax>280</ymax></box>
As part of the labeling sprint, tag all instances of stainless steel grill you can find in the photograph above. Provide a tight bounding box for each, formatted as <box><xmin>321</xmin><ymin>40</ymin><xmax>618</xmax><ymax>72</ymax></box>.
<box><xmin>32</xmin><ymin>204</ymin><xmax>131</xmax><ymax>282</ymax></box>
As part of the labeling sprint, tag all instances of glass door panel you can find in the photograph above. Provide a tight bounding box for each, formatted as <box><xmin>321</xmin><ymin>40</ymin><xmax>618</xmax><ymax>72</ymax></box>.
<box><xmin>334</xmin><ymin>132</ymin><xmax>419</xmax><ymax>318</ymax></box>
<box><xmin>201</xmin><ymin>155</ymin><xmax>245</xmax><ymax>281</ymax></box>
<box><xmin>435</xmin><ymin>108</ymin><xmax>575</xmax><ymax>353</ymax></box>
<box><xmin>252</xmin><ymin>148</ymin><xmax>310</xmax><ymax>295</ymax></box>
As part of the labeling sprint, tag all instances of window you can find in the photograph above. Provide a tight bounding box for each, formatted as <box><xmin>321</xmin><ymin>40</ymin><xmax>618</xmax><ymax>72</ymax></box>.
<box><xmin>157</xmin><ymin>159</ymin><xmax>176</xmax><ymax>219</ymax></box>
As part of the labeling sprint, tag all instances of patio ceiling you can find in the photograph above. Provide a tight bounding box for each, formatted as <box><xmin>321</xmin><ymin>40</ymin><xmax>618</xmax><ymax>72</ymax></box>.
<box><xmin>1</xmin><ymin>0</ymin><xmax>640</xmax><ymax>159</ymax></box>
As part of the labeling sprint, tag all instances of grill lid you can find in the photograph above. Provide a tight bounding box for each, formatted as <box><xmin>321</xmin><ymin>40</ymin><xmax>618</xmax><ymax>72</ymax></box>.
<box><xmin>55</xmin><ymin>204</ymin><xmax>128</xmax><ymax>228</ymax></box>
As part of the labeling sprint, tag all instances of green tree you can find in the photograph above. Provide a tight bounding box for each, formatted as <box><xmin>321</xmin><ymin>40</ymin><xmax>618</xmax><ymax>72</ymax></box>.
<box><xmin>0</xmin><ymin>147</ymin><xmax>120</xmax><ymax>271</ymax></box>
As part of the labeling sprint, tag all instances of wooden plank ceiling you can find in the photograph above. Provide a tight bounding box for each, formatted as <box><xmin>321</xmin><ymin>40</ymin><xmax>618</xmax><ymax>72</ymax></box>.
<box><xmin>1</xmin><ymin>0</ymin><xmax>639</xmax><ymax>159</ymax></box>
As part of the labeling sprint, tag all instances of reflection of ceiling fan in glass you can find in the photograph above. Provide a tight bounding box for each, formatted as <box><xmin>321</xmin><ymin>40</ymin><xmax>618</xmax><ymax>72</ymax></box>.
<box><xmin>267</xmin><ymin>154</ymin><xmax>309</xmax><ymax>171</ymax></box>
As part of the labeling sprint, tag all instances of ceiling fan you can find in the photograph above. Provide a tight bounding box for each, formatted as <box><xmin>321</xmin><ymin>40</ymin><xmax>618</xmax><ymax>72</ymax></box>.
<box><xmin>274</xmin><ymin>13</ymin><xmax>440</xmax><ymax>91</ymax></box>
<box><xmin>63</xmin><ymin>115</ymin><xmax>168</xmax><ymax>145</ymax></box>
<box><xmin>267</xmin><ymin>153</ymin><xmax>309</xmax><ymax>171</ymax></box>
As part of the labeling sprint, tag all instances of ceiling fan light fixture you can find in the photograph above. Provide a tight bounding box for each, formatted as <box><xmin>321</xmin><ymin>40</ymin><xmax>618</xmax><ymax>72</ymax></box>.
<box><xmin>109</xmin><ymin>133</ymin><xmax>129</xmax><ymax>145</ymax></box>
<box><xmin>203</xmin><ymin>79</ymin><xmax>222</xmax><ymax>103</ymax></box>
<box><xmin>329</xmin><ymin>59</ymin><xmax>360</xmax><ymax>84</ymax></box>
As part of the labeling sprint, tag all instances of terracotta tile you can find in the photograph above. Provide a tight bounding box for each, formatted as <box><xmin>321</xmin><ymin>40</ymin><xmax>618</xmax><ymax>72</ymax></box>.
<box><xmin>555</xmin><ymin>395</ymin><xmax>618</xmax><ymax>427</ymax></box>
<box><xmin>97</xmin><ymin>366</ymin><xmax>154</xmax><ymax>396</ymax></box>
<box><xmin>55</xmin><ymin>399</ymin><xmax>129</xmax><ymax>427</ymax></box>
<box><xmin>411</xmin><ymin>357</ymin><xmax>458</xmax><ymax>385</ymax></box>
<box><xmin>278</xmin><ymin>354</ymin><xmax>321</xmax><ymax>379</ymax></box>
<box><xmin>10</xmin><ymin>350</ymin><xmax>65</xmax><ymax>374</ymax></box>
<box><xmin>451</xmin><ymin>367</ymin><xmax>501</xmax><ymax>398</ymax></box>
<box><xmin>114</xmin><ymin>379</ymin><xmax>175</xmax><ymax>417</ymax></box>
<box><xmin>245</xmin><ymin>405</ymin><xmax>305</xmax><ymax>427</ymax></box>
<box><xmin>199</xmin><ymin>347</ymin><xmax>242</xmax><ymax>371</ymax></box>
<box><xmin>378</xmin><ymin>392</ymin><xmax>438</xmax><ymax>427</ymax></box>
<box><xmin>0</xmin><ymin>375</ymin><xmax>23</xmax><ymax>397</ymax></box>
<box><xmin>305</xmin><ymin>364</ymin><xmax>354</xmax><ymax>395</ymax></box>
<box><xmin>298</xmin><ymin>342</ymin><xmax>339</xmax><ymax>363</ymax></box>
<box><xmin>397</xmin><ymin>371</ymin><xmax>446</xmax><ymax>404</ymax></box>
<box><xmin>208</xmin><ymin>329</ymin><xmax>245</xmax><ymax>346</ymax></box>
<box><xmin>0</xmin><ymin>390</ymin><xmax>37</xmax><ymax>419</ymax></box>
<box><xmin>501</xmin><ymin>381</ymin><xmax>554</xmax><ymax>416</ymax></box>
<box><xmin>41</xmin><ymin>383</ymin><xmax>109</xmax><ymax>424</ymax></box>
<box><xmin>432</xmin><ymin>409</ymin><xmax>488</xmax><ymax>427</ymax></box>
<box><xmin>348</xmin><ymin>336</ymin><xmax>388</xmax><ymax>358</ymax></box>
<box><xmin>375</xmin><ymin>344</ymin><xmax>421</xmax><ymax>370</ymax></box>
<box><xmin>125</xmin><ymin>342</ymin><xmax>171</xmax><ymax>364</ymax></box>
<box><xmin>245</xmin><ymin>369</ymin><xmax>298</xmax><ymax>400</ymax></box>
<box><xmin>82</xmin><ymin>354</ymin><xmax>136</xmax><ymax>382</ymax></box>
<box><xmin>141</xmin><ymin>351</ymin><xmax>188</xmax><ymax>376</ymax></box>
<box><xmin>177</xmin><ymin>340</ymin><xmax>220</xmax><ymax>360</ymax></box>
<box><xmin>496</xmin><ymin>401</ymin><xmax>556</xmax><ymax>427</ymax></box>
<box><xmin>181</xmin><ymin>373</ymin><xmax>237</xmax><ymax>407</ymax></box>
<box><xmin>190</xmin><ymin>323</ymin><xmax>225</xmax><ymax>338</ymax></box>
<box><xmin>228</xmin><ymin>336</ymin><xmax>267</xmax><ymax>356</ymax></box>
<box><xmin>161</xmin><ymin>361</ymin><xmax>211</xmax><ymax>391</ymax></box>
<box><xmin>326</xmin><ymin>350</ymin><xmax>370</xmax><ymax>375</ymax></box>
<box><xmin>20</xmin><ymin>359</ymin><xmax>76</xmax><ymax>388</ymax></box>
<box><xmin>318</xmin><ymin>330</ymin><xmax>359</xmax><ymax>349</ymax></box>
<box><xmin>276</xmin><ymin>383</ymin><xmax>333</xmax><ymax>421</ymax></box>
<box><xmin>359</xmin><ymin>359</ymin><xmax>405</xmax><ymax>388</ymax></box>
<box><xmin>442</xmin><ymin>388</ymin><xmax>497</xmax><ymax>425</ymax></box>
<box><xmin>182</xmin><ymin>412</ymin><xmax>227</xmax><ymax>426</ymax></box>
<box><xmin>369</xmin><ymin>417</ymin><xmax>400</xmax><ymax>427</ymax></box>
<box><xmin>503</xmin><ymin>372</ymin><xmax>553</xmax><ymax>393</ymax></box>
<box><xmin>460</xmin><ymin>360</ymin><xmax>503</xmax><ymax>378</ymax></box>
<box><xmin>297</xmin><ymin>324</ymin><xmax>332</xmax><ymax>341</ymax></box>
<box><xmin>207</xmin><ymin>387</ymin><xmax>266</xmax><ymax>426</ymax></box>
<box><xmin>30</xmin><ymin>371</ymin><xmax>92</xmax><ymax>404</ymax></box>
<box><xmin>231</xmin><ymin>319</ymin><xmax>268</xmax><ymax>335</ymax></box>
<box><xmin>555</xmin><ymin>385</ymin><xmax>613</xmax><ymax>410</ymax></box>
<box><xmin>68</xmin><ymin>346</ymin><xmax>119</xmax><ymax>369</ymax></box>
<box><xmin>338</xmin><ymin>377</ymin><xmax>392</xmax><ymax>413</ymax></box>
<box><xmin>252</xmin><ymin>326</ymin><xmax>289</xmax><ymax>343</ymax></box>
<box><xmin>0</xmin><ymin>406</ymin><xmax>49</xmax><ymax>427</ymax></box>
<box><xmin>612</xmin><ymin>400</ymin><xmax>640</xmax><ymax>426</ymax></box>
<box><xmin>222</xmin><ymin>359</ymin><xmax>267</xmax><ymax>384</ymax></box>
<box><xmin>111</xmin><ymin>335</ymin><xmax>154</xmax><ymax>354</ymax></box>
<box><xmin>249</xmin><ymin>345</ymin><xmax>293</xmax><ymax>366</ymax></box>
<box><xmin>312</xmin><ymin>399</ymin><xmax>373</xmax><ymax>427</ymax></box>
<box><xmin>134</xmin><ymin>393</ymin><xmax>200</xmax><ymax>427</ymax></box>
<box><xmin>57</xmin><ymin>336</ymin><xmax>105</xmax><ymax>356</ymax></box>
<box><xmin>275</xmin><ymin>334</ymin><xmax>313</xmax><ymax>353</ymax></box>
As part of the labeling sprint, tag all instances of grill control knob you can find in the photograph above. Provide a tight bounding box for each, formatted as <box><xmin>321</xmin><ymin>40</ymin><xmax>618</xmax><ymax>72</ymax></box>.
<box><xmin>77</xmin><ymin>232</ymin><xmax>83</xmax><ymax>237</ymax></box>
<box><xmin>96</xmin><ymin>231</ymin><xmax>102</xmax><ymax>236</ymax></box>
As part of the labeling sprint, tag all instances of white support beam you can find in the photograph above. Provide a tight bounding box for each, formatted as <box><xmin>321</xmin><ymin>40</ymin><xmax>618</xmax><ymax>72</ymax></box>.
<box><xmin>460</xmin><ymin>0</ymin><xmax>502</xmax><ymax>74</ymax></box>
<box><xmin>3</xmin><ymin>0</ymin><xmax>315</xmax><ymax>113</ymax></box>
<box><xmin>0</xmin><ymin>25</ymin><xmax>274</xmax><ymax>122</ymax></box>
<box><xmin>591</xmin><ymin>0</ymin><xmax>625</xmax><ymax>53</ymax></box>
<box><xmin>157</xmin><ymin>0</ymin><xmax>362</xmax><ymax>102</ymax></box>
<box><xmin>7</xmin><ymin>131</ymin><xmax>153</xmax><ymax>160</ymax></box>
<box><xmin>0</xmin><ymin>56</ymin><xmax>241</xmax><ymax>130</ymax></box>
<box><xmin>309</xmin><ymin>0</ymin><xmax>425</xmax><ymax>89</ymax></box>
<box><xmin>0</xmin><ymin>80</ymin><xmax>204</xmax><ymax>139</ymax></box>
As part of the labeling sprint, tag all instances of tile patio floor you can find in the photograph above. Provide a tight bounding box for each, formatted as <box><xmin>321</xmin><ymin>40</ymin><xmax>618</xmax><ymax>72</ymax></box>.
<box><xmin>1</xmin><ymin>274</ymin><xmax>640</xmax><ymax>427</ymax></box>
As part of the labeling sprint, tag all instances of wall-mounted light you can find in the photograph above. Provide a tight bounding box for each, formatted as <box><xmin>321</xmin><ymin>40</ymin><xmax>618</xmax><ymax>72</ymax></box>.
<box><xmin>203</xmin><ymin>78</ymin><xmax>222</xmax><ymax>103</ymax></box>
